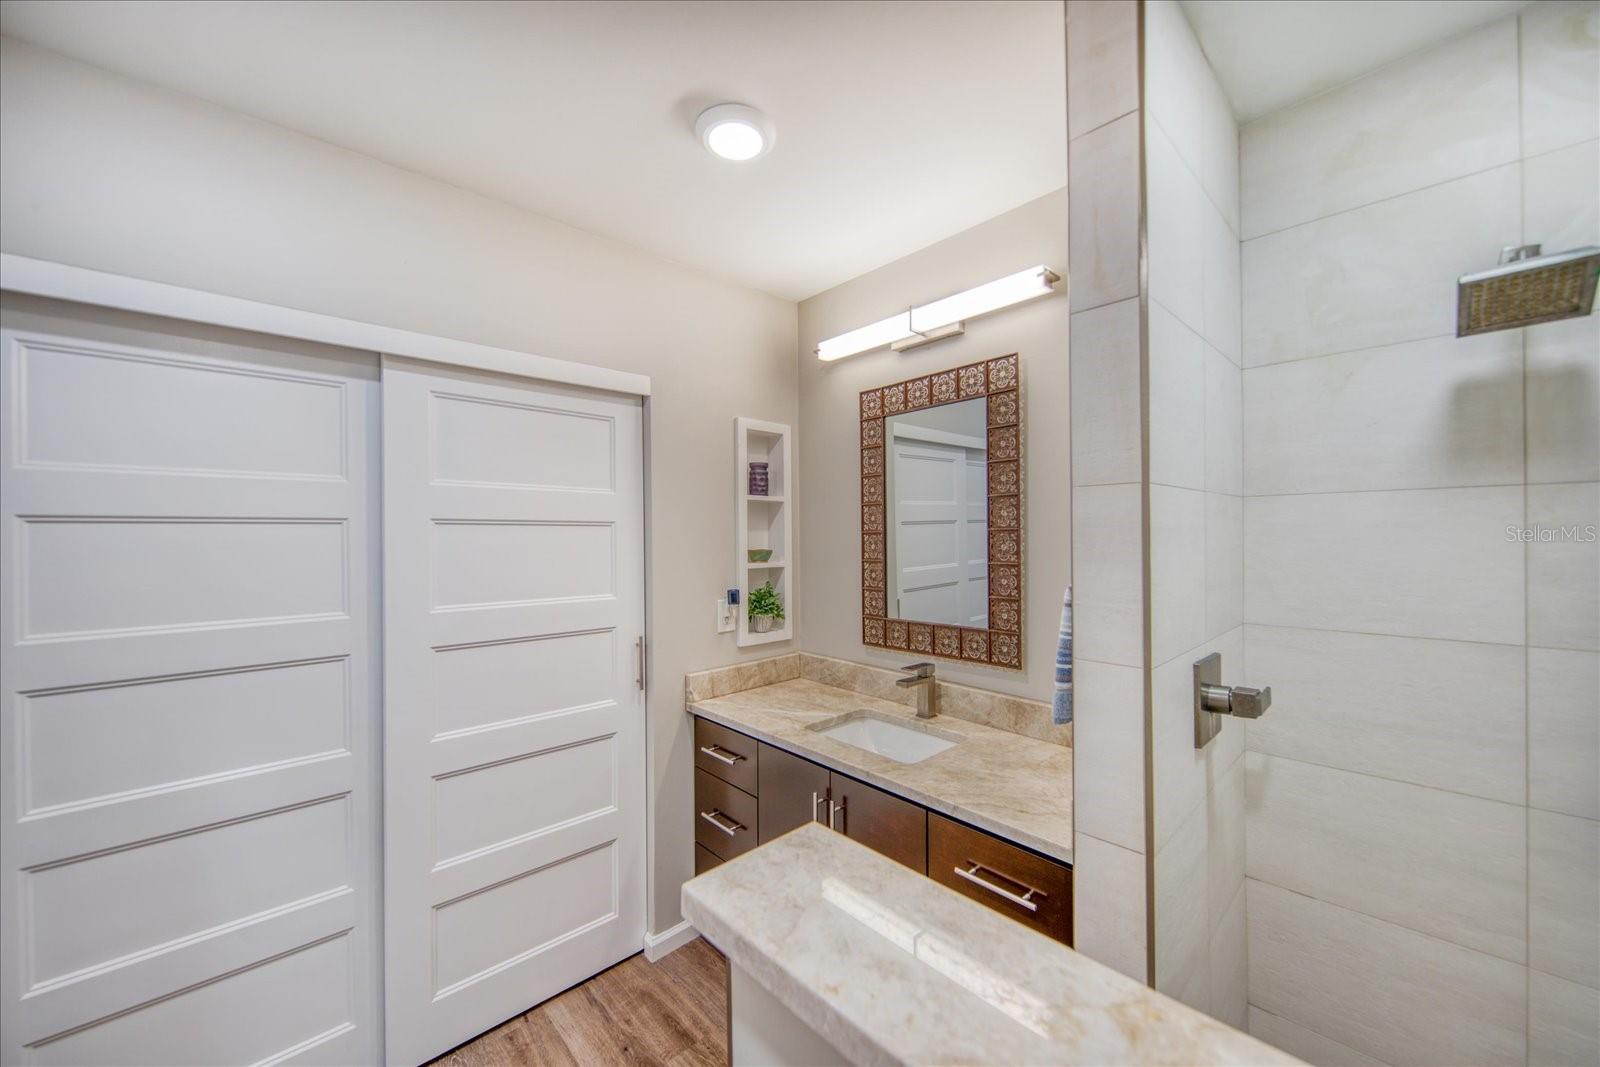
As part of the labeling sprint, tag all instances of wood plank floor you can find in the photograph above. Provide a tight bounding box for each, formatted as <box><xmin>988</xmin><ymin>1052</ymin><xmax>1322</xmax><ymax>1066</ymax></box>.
<box><xmin>429</xmin><ymin>939</ymin><xmax>728</xmax><ymax>1067</ymax></box>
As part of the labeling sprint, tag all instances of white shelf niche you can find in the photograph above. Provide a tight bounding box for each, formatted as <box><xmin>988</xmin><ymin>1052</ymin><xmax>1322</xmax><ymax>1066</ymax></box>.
<box><xmin>735</xmin><ymin>417</ymin><xmax>793</xmax><ymax>647</ymax></box>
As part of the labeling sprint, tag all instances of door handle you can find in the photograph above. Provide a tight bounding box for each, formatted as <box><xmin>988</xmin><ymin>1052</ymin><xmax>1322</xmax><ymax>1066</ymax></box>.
<box><xmin>635</xmin><ymin>636</ymin><xmax>647</xmax><ymax>691</ymax></box>
<box><xmin>827</xmin><ymin>795</ymin><xmax>845</xmax><ymax>833</ymax></box>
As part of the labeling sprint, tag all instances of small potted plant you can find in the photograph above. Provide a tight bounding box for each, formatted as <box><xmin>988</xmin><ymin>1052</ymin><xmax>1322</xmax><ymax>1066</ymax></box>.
<box><xmin>747</xmin><ymin>581</ymin><xmax>784</xmax><ymax>633</ymax></box>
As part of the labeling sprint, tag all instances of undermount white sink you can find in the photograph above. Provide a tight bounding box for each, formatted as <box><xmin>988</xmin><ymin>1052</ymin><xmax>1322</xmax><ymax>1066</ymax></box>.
<box><xmin>809</xmin><ymin>712</ymin><xmax>959</xmax><ymax>764</ymax></box>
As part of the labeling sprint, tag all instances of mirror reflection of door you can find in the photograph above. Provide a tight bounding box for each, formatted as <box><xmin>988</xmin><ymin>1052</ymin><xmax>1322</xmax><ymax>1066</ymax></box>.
<box><xmin>884</xmin><ymin>397</ymin><xmax>988</xmax><ymax>628</ymax></box>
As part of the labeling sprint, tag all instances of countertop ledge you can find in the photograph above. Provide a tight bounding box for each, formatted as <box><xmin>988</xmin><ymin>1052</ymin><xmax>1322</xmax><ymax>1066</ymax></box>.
<box><xmin>684</xmin><ymin>824</ymin><xmax>1301</xmax><ymax>1067</ymax></box>
<box><xmin>689</xmin><ymin>677</ymin><xmax>1072</xmax><ymax>863</ymax></box>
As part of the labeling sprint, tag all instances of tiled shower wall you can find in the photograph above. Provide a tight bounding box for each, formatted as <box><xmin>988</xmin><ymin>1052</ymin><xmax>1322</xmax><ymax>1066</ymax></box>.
<box><xmin>1238</xmin><ymin>4</ymin><xmax>1599</xmax><ymax>1065</ymax></box>
<box><xmin>1143</xmin><ymin>0</ymin><xmax>1246</xmax><ymax>1028</ymax></box>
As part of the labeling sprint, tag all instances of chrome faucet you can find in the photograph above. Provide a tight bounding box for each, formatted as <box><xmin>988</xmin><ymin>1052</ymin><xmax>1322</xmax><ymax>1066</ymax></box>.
<box><xmin>895</xmin><ymin>662</ymin><xmax>939</xmax><ymax>719</ymax></box>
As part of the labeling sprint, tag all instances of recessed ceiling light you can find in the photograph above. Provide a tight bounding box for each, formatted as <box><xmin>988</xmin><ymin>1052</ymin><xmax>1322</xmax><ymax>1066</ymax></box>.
<box><xmin>695</xmin><ymin>103</ymin><xmax>774</xmax><ymax>162</ymax></box>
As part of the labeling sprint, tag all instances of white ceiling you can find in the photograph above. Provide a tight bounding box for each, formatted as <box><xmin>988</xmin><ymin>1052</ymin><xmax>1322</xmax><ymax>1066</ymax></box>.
<box><xmin>0</xmin><ymin>0</ymin><xmax>1067</xmax><ymax>301</ymax></box>
<box><xmin>1179</xmin><ymin>0</ymin><xmax>1530</xmax><ymax>122</ymax></box>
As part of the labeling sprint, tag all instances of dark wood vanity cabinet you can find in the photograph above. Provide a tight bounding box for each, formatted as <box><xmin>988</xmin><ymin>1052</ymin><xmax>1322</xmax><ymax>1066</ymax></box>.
<box><xmin>693</xmin><ymin>715</ymin><xmax>1072</xmax><ymax>944</ymax></box>
<box><xmin>694</xmin><ymin>718</ymin><xmax>761</xmax><ymax>873</ymax></box>
<box><xmin>694</xmin><ymin>716</ymin><xmax>759</xmax><ymax>794</ymax></box>
<box><xmin>757</xmin><ymin>743</ymin><xmax>926</xmax><ymax>872</ymax></box>
<box><xmin>929</xmin><ymin>813</ymin><xmax>1072</xmax><ymax>944</ymax></box>
<box><xmin>757</xmin><ymin>742</ymin><xmax>829</xmax><ymax>842</ymax></box>
<box><xmin>828</xmin><ymin>772</ymin><xmax>926</xmax><ymax>873</ymax></box>
<box><xmin>693</xmin><ymin>768</ymin><xmax>758</xmax><ymax>861</ymax></box>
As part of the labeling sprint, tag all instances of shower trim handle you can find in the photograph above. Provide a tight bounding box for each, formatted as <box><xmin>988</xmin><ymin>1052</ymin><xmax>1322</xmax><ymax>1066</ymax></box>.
<box><xmin>1194</xmin><ymin>652</ymin><xmax>1272</xmax><ymax>748</ymax></box>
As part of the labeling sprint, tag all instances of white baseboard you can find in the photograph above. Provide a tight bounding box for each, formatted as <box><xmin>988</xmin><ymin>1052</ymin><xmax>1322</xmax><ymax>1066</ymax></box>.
<box><xmin>643</xmin><ymin>920</ymin><xmax>699</xmax><ymax>962</ymax></box>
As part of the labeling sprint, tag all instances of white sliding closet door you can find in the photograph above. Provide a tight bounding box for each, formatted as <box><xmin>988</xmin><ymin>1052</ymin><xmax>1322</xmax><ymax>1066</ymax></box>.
<box><xmin>0</xmin><ymin>305</ymin><xmax>382</xmax><ymax>1066</ymax></box>
<box><xmin>381</xmin><ymin>357</ymin><xmax>646</xmax><ymax>1066</ymax></box>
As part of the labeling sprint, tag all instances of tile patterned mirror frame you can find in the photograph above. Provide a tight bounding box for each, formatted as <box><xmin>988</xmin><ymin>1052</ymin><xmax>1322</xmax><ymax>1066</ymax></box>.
<box><xmin>859</xmin><ymin>353</ymin><xmax>1022</xmax><ymax>669</ymax></box>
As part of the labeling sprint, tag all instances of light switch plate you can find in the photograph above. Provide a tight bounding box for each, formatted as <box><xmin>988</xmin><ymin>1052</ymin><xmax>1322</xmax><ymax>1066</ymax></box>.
<box><xmin>715</xmin><ymin>597</ymin><xmax>736</xmax><ymax>633</ymax></box>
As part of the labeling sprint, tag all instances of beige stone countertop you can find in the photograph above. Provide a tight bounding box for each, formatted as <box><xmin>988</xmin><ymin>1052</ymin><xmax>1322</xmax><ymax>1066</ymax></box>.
<box><xmin>684</xmin><ymin>824</ymin><xmax>1299</xmax><ymax>1067</ymax></box>
<box><xmin>689</xmin><ymin>678</ymin><xmax>1072</xmax><ymax>863</ymax></box>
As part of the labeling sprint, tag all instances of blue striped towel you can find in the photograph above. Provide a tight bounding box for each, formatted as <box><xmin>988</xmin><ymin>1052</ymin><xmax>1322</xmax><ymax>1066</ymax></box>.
<box><xmin>1053</xmin><ymin>585</ymin><xmax>1073</xmax><ymax>724</ymax></box>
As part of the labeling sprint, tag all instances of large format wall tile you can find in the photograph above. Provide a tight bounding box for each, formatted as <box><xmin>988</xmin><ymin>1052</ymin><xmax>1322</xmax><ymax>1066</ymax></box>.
<box><xmin>1242</xmin><ymin>331</ymin><xmax>1524</xmax><ymax>495</ymax></box>
<box><xmin>1204</xmin><ymin>493</ymin><xmax>1243</xmax><ymax>640</ymax></box>
<box><xmin>1066</xmin><ymin>0</ymin><xmax>1138</xmax><ymax>139</ymax></box>
<box><xmin>1240</xmin><ymin>19</ymin><xmax>1518</xmax><ymax>239</ymax></box>
<box><xmin>1070</xmin><ymin>298</ymin><xmax>1143</xmax><ymax>487</ymax></box>
<box><xmin>1072</xmin><ymin>659</ymin><xmax>1147</xmax><ymax>852</ymax></box>
<box><xmin>1072</xmin><ymin>833</ymin><xmax>1149</xmax><ymax>982</ymax></box>
<box><xmin>1526</xmin><ymin>310</ymin><xmax>1600</xmax><ymax>486</ymax></box>
<box><xmin>1529</xmin><ymin>647</ymin><xmax>1600</xmax><ymax>820</ymax></box>
<box><xmin>1529</xmin><ymin>970</ymin><xmax>1600</xmax><ymax>1067</ymax></box>
<box><xmin>1244</xmin><ymin>625</ymin><xmax>1526</xmax><ymax>804</ymax></box>
<box><xmin>1527</xmin><ymin>481</ymin><xmax>1600</xmax><ymax>651</ymax></box>
<box><xmin>1144</xmin><ymin>0</ymin><xmax>1238</xmax><ymax>232</ymax></box>
<box><xmin>1244</xmin><ymin>485</ymin><xmax>1525</xmax><ymax>645</ymax></box>
<box><xmin>1201</xmin><ymin>204</ymin><xmax>1242</xmax><ymax>364</ymax></box>
<box><xmin>1147</xmin><ymin>122</ymin><xmax>1206</xmax><ymax>332</ymax></box>
<box><xmin>1247</xmin><ymin>1008</ymin><xmax>1387</xmax><ymax>1067</ymax></box>
<box><xmin>1154</xmin><ymin>800</ymin><xmax>1211</xmax><ymax>1012</ymax></box>
<box><xmin>1206</xmin><ymin>754</ymin><xmax>1246</xmax><ymax>938</ymax></box>
<box><xmin>1524</xmin><ymin>137</ymin><xmax>1600</xmax><ymax>256</ymax></box>
<box><xmin>1247</xmin><ymin>879</ymin><xmax>1527</xmax><ymax>1067</ymax></box>
<box><xmin>1208</xmin><ymin>881</ymin><xmax>1247</xmax><ymax>1032</ymax></box>
<box><xmin>1150</xmin><ymin>484</ymin><xmax>1206</xmax><ymax>664</ymax></box>
<box><xmin>1245</xmin><ymin>753</ymin><xmax>1527</xmax><ymax>964</ymax></box>
<box><xmin>1521</xmin><ymin>0</ymin><xmax>1600</xmax><ymax>158</ymax></box>
<box><xmin>1069</xmin><ymin>112</ymin><xmax>1142</xmax><ymax>312</ymax></box>
<box><xmin>1529</xmin><ymin>809</ymin><xmax>1600</xmax><ymax>987</ymax></box>
<box><xmin>1204</xmin><ymin>343</ymin><xmax>1242</xmax><ymax>495</ymax></box>
<box><xmin>1243</xmin><ymin>164</ymin><xmax>1520</xmax><ymax>367</ymax></box>
<box><xmin>1071</xmin><ymin>482</ymin><xmax>1145</xmax><ymax>667</ymax></box>
<box><xmin>1148</xmin><ymin>300</ymin><xmax>1205</xmax><ymax>490</ymax></box>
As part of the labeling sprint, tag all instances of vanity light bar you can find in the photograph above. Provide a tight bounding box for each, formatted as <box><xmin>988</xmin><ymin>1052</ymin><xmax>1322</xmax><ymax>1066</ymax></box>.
<box><xmin>815</xmin><ymin>265</ymin><xmax>1060</xmax><ymax>362</ymax></box>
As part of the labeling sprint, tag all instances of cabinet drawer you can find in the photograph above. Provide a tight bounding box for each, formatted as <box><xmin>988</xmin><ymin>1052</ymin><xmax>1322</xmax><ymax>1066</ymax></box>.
<box><xmin>928</xmin><ymin>813</ymin><xmax>1072</xmax><ymax>944</ymax></box>
<box><xmin>694</xmin><ymin>843</ymin><xmax>724</xmax><ymax>876</ymax></box>
<box><xmin>694</xmin><ymin>717</ymin><xmax>759</xmax><ymax>794</ymax></box>
<box><xmin>830</xmin><ymin>773</ymin><xmax>927</xmax><ymax>874</ymax></box>
<box><xmin>694</xmin><ymin>768</ymin><xmax>758</xmax><ymax>861</ymax></box>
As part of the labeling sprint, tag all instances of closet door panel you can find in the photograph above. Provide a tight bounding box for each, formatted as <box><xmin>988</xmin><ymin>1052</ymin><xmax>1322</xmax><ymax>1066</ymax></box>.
<box><xmin>381</xmin><ymin>357</ymin><xmax>646</xmax><ymax>1066</ymax></box>
<box><xmin>0</xmin><ymin>308</ymin><xmax>381</xmax><ymax>1067</ymax></box>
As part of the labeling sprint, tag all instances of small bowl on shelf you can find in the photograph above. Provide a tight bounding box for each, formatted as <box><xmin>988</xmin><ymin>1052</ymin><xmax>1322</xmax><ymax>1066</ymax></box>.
<box><xmin>747</xmin><ymin>548</ymin><xmax>773</xmax><ymax>563</ymax></box>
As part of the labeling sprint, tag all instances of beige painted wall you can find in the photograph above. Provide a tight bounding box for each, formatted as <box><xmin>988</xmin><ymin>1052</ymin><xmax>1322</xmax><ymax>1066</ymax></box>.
<box><xmin>0</xmin><ymin>35</ymin><xmax>798</xmax><ymax>932</ymax></box>
<box><xmin>796</xmin><ymin>189</ymin><xmax>1070</xmax><ymax>702</ymax></box>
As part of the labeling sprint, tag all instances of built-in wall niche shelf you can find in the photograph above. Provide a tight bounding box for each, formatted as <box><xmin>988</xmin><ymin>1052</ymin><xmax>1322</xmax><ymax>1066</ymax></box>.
<box><xmin>735</xmin><ymin>417</ymin><xmax>793</xmax><ymax>647</ymax></box>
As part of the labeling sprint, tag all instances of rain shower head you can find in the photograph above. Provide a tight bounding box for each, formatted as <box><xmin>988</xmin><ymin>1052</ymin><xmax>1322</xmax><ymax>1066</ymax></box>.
<box><xmin>1457</xmin><ymin>244</ymin><xmax>1600</xmax><ymax>336</ymax></box>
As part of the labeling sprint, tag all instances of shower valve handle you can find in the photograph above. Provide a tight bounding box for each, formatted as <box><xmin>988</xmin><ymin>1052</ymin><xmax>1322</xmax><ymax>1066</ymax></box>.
<box><xmin>1206</xmin><ymin>683</ymin><xmax>1271</xmax><ymax>719</ymax></box>
<box><xmin>1194</xmin><ymin>653</ymin><xmax>1272</xmax><ymax>748</ymax></box>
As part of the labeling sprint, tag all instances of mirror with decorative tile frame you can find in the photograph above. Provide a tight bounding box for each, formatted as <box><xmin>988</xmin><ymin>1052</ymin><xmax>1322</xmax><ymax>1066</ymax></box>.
<box><xmin>859</xmin><ymin>353</ymin><xmax>1022</xmax><ymax>669</ymax></box>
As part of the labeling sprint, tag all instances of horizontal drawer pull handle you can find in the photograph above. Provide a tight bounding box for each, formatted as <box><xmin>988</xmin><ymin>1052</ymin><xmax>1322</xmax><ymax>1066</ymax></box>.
<box><xmin>699</xmin><ymin>809</ymin><xmax>744</xmax><ymax>837</ymax></box>
<box><xmin>954</xmin><ymin>861</ymin><xmax>1045</xmax><ymax>912</ymax></box>
<box><xmin>699</xmin><ymin>744</ymin><xmax>745</xmax><ymax>766</ymax></box>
